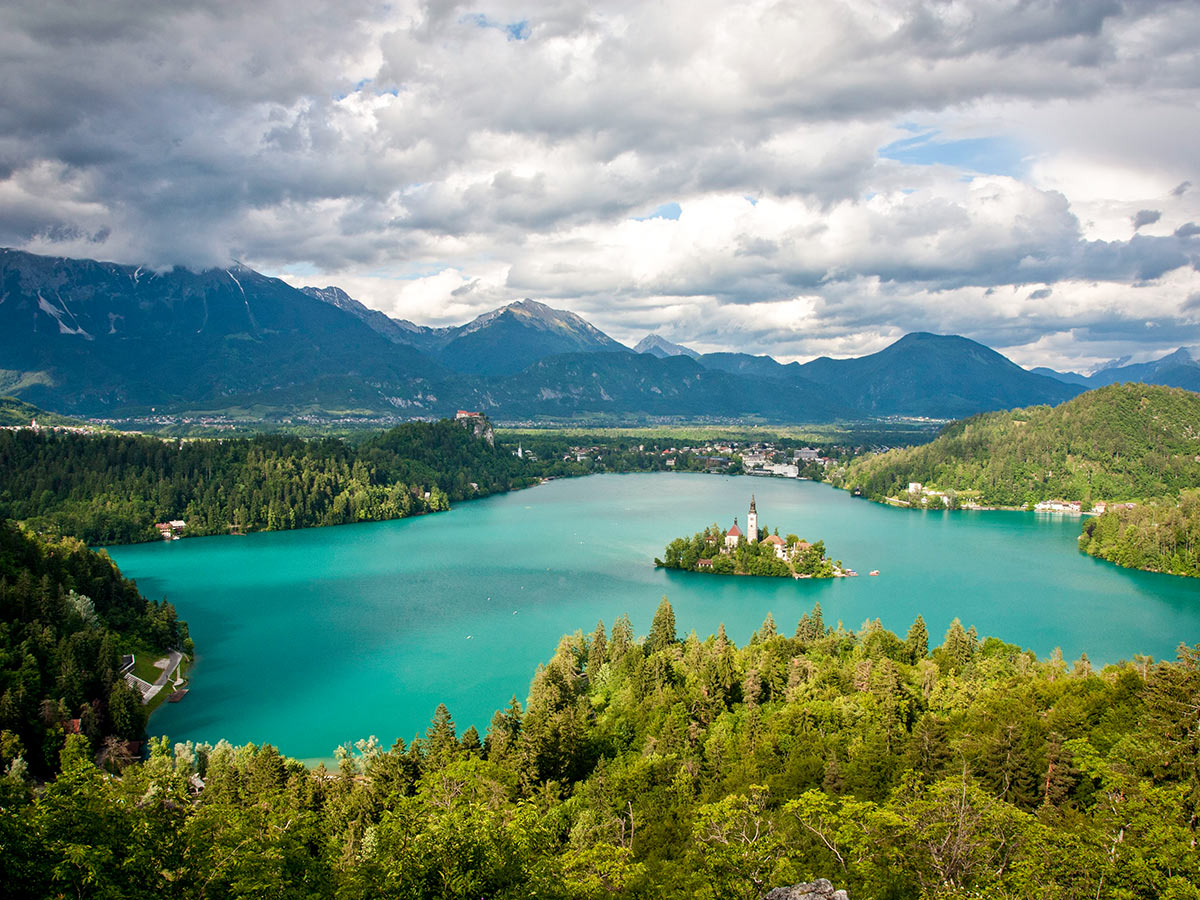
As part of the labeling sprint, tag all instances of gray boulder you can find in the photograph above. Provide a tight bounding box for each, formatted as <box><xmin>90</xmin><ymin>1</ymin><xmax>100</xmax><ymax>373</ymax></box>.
<box><xmin>763</xmin><ymin>879</ymin><xmax>849</xmax><ymax>900</ymax></box>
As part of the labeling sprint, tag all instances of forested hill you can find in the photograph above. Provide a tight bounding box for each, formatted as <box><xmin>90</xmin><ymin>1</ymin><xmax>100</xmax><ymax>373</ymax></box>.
<box><xmin>1</xmin><ymin>600</ymin><xmax>1197</xmax><ymax>897</ymax></box>
<box><xmin>0</xmin><ymin>417</ymin><xmax>538</xmax><ymax>545</ymax></box>
<box><xmin>0</xmin><ymin>396</ymin><xmax>91</xmax><ymax>429</ymax></box>
<box><xmin>1079</xmin><ymin>490</ymin><xmax>1200</xmax><ymax>577</ymax></box>
<box><xmin>0</xmin><ymin>522</ymin><xmax>188</xmax><ymax>776</ymax></box>
<box><xmin>841</xmin><ymin>383</ymin><xmax>1200</xmax><ymax>506</ymax></box>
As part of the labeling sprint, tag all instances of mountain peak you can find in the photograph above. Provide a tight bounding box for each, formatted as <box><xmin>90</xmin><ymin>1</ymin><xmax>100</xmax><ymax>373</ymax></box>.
<box><xmin>634</xmin><ymin>334</ymin><xmax>700</xmax><ymax>359</ymax></box>
<box><xmin>454</xmin><ymin>299</ymin><xmax>622</xmax><ymax>342</ymax></box>
<box><xmin>432</xmin><ymin>298</ymin><xmax>627</xmax><ymax>375</ymax></box>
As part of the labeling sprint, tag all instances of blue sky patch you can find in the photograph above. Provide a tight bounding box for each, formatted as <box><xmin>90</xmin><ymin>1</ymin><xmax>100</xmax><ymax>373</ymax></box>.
<box><xmin>634</xmin><ymin>202</ymin><xmax>682</xmax><ymax>221</ymax></box>
<box><xmin>880</xmin><ymin>130</ymin><xmax>1026</xmax><ymax>177</ymax></box>
<box><xmin>468</xmin><ymin>14</ymin><xmax>531</xmax><ymax>41</ymax></box>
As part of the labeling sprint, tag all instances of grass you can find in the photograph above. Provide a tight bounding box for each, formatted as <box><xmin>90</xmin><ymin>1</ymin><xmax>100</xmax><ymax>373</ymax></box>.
<box><xmin>142</xmin><ymin>654</ymin><xmax>190</xmax><ymax>717</ymax></box>
<box><xmin>129</xmin><ymin>652</ymin><xmax>164</xmax><ymax>684</ymax></box>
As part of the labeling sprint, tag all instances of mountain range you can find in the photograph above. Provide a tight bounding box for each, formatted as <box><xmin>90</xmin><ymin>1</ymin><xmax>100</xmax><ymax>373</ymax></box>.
<box><xmin>0</xmin><ymin>247</ymin><xmax>1188</xmax><ymax>423</ymax></box>
<box><xmin>1031</xmin><ymin>347</ymin><xmax>1200</xmax><ymax>393</ymax></box>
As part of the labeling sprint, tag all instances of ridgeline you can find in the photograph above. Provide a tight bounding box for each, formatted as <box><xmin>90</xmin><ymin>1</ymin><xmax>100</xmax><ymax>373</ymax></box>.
<box><xmin>841</xmin><ymin>383</ymin><xmax>1200</xmax><ymax>508</ymax></box>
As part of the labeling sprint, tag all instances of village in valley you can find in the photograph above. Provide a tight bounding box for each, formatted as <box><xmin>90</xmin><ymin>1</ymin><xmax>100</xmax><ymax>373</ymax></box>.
<box><xmin>656</xmin><ymin>496</ymin><xmax>868</xmax><ymax>579</ymax></box>
<box><xmin>892</xmin><ymin>481</ymin><xmax>1136</xmax><ymax>516</ymax></box>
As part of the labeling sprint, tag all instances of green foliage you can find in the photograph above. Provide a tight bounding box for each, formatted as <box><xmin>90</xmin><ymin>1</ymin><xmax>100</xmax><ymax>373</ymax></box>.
<box><xmin>1079</xmin><ymin>489</ymin><xmax>1200</xmax><ymax>576</ymax></box>
<box><xmin>0</xmin><ymin>522</ymin><xmax>184</xmax><ymax>775</ymax></box>
<box><xmin>2</xmin><ymin>606</ymin><xmax>1198</xmax><ymax>898</ymax></box>
<box><xmin>647</xmin><ymin>598</ymin><xmax>678</xmax><ymax>654</ymax></box>
<box><xmin>0</xmin><ymin>418</ymin><xmax>537</xmax><ymax>544</ymax></box>
<box><xmin>842</xmin><ymin>383</ymin><xmax>1200</xmax><ymax>506</ymax></box>
<box><xmin>657</xmin><ymin>528</ymin><xmax>837</xmax><ymax>578</ymax></box>
<box><xmin>0</xmin><ymin>396</ymin><xmax>91</xmax><ymax>429</ymax></box>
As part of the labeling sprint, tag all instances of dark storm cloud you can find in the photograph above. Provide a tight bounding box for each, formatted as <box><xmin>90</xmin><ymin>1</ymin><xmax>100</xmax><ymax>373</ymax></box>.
<box><xmin>1133</xmin><ymin>208</ymin><xmax>1163</xmax><ymax>229</ymax></box>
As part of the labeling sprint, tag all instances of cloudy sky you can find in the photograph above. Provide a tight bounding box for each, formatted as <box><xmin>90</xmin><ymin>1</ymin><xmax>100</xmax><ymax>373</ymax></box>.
<box><xmin>3</xmin><ymin>0</ymin><xmax>1199</xmax><ymax>370</ymax></box>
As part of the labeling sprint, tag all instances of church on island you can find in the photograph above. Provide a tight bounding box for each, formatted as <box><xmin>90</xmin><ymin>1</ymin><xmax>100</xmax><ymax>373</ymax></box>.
<box><xmin>657</xmin><ymin>495</ymin><xmax>850</xmax><ymax>579</ymax></box>
<box><xmin>722</xmin><ymin>496</ymin><xmax>811</xmax><ymax>562</ymax></box>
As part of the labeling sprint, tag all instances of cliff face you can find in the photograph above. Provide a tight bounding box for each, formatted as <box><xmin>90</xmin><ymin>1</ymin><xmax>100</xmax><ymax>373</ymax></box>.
<box><xmin>460</xmin><ymin>413</ymin><xmax>494</xmax><ymax>446</ymax></box>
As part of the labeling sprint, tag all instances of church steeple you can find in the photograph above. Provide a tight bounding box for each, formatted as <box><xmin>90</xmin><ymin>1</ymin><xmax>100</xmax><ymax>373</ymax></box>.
<box><xmin>748</xmin><ymin>494</ymin><xmax>758</xmax><ymax>542</ymax></box>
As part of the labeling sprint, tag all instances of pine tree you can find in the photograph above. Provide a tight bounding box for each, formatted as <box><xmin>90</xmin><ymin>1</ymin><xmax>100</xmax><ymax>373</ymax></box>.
<box><xmin>942</xmin><ymin>618</ymin><xmax>973</xmax><ymax>670</ymax></box>
<box><xmin>1041</xmin><ymin>732</ymin><xmax>1077</xmax><ymax>806</ymax></box>
<box><xmin>758</xmin><ymin>612</ymin><xmax>777</xmax><ymax>641</ymax></box>
<box><xmin>609</xmin><ymin>615</ymin><xmax>634</xmax><ymax>662</ymax></box>
<box><xmin>794</xmin><ymin>612</ymin><xmax>811</xmax><ymax>641</ymax></box>
<box><xmin>647</xmin><ymin>597</ymin><xmax>677</xmax><ymax>653</ymax></box>
<box><xmin>460</xmin><ymin>725</ymin><xmax>482</xmax><ymax>756</ymax></box>
<box><xmin>425</xmin><ymin>703</ymin><xmax>458</xmax><ymax>767</ymax></box>
<box><xmin>906</xmin><ymin>615</ymin><xmax>929</xmax><ymax>661</ymax></box>
<box><xmin>587</xmin><ymin>620</ymin><xmax>607</xmax><ymax>674</ymax></box>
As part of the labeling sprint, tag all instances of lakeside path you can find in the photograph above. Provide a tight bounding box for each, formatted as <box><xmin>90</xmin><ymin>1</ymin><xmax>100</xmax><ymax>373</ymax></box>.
<box><xmin>136</xmin><ymin>650</ymin><xmax>183</xmax><ymax>703</ymax></box>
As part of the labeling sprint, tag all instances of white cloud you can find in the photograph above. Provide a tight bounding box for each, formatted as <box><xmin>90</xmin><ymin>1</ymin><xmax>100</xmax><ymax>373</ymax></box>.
<box><xmin>1</xmin><ymin>0</ymin><xmax>1198</xmax><ymax>370</ymax></box>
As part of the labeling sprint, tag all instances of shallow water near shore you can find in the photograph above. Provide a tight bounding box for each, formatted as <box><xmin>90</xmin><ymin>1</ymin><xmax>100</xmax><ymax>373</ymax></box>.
<box><xmin>107</xmin><ymin>473</ymin><xmax>1200</xmax><ymax>760</ymax></box>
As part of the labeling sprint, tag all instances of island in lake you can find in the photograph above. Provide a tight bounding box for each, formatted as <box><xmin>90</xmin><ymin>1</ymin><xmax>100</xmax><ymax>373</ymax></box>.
<box><xmin>655</xmin><ymin>495</ymin><xmax>852</xmax><ymax>578</ymax></box>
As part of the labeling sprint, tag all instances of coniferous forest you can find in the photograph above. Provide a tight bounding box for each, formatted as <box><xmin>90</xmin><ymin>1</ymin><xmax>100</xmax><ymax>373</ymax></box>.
<box><xmin>0</xmin><ymin>419</ymin><xmax>540</xmax><ymax>544</ymax></box>
<box><xmin>1</xmin><ymin>414</ymin><xmax>1198</xmax><ymax>898</ymax></box>
<box><xmin>1</xmin><ymin>595</ymin><xmax>1198</xmax><ymax>899</ymax></box>
<box><xmin>0</xmin><ymin>521</ymin><xmax>188</xmax><ymax>777</ymax></box>
<box><xmin>1079</xmin><ymin>488</ymin><xmax>1200</xmax><ymax>577</ymax></box>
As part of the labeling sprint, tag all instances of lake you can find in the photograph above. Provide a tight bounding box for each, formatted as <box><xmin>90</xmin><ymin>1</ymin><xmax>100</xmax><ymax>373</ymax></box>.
<box><xmin>106</xmin><ymin>473</ymin><xmax>1200</xmax><ymax>761</ymax></box>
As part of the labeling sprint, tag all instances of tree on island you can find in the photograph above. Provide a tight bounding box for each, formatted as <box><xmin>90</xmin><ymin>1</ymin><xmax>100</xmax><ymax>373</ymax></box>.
<box><xmin>656</xmin><ymin>524</ymin><xmax>840</xmax><ymax>579</ymax></box>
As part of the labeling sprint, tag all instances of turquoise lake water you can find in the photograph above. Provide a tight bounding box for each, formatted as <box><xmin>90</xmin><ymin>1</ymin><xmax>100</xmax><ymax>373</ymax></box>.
<box><xmin>106</xmin><ymin>473</ymin><xmax>1200</xmax><ymax>761</ymax></box>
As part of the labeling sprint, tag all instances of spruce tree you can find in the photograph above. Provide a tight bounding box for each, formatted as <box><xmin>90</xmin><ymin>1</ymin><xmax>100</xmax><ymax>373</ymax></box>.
<box><xmin>609</xmin><ymin>615</ymin><xmax>634</xmax><ymax>662</ymax></box>
<box><xmin>587</xmin><ymin>620</ymin><xmax>607</xmax><ymax>674</ymax></box>
<box><xmin>460</xmin><ymin>725</ymin><xmax>482</xmax><ymax>756</ymax></box>
<box><xmin>647</xmin><ymin>597</ymin><xmax>677</xmax><ymax>653</ymax></box>
<box><xmin>758</xmin><ymin>612</ymin><xmax>777</xmax><ymax>641</ymax></box>
<box><xmin>942</xmin><ymin>618</ymin><xmax>972</xmax><ymax>669</ymax></box>
<box><xmin>906</xmin><ymin>615</ymin><xmax>929</xmax><ymax>661</ymax></box>
<box><xmin>425</xmin><ymin>703</ymin><xmax>458</xmax><ymax>767</ymax></box>
<box><xmin>795</xmin><ymin>612</ymin><xmax>811</xmax><ymax>641</ymax></box>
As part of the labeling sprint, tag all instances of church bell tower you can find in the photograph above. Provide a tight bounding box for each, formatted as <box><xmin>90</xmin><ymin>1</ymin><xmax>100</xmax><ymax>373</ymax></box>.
<box><xmin>748</xmin><ymin>495</ymin><xmax>758</xmax><ymax>542</ymax></box>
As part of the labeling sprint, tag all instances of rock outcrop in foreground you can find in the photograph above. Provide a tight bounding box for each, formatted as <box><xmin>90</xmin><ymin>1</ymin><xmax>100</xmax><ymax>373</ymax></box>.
<box><xmin>764</xmin><ymin>879</ymin><xmax>849</xmax><ymax>900</ymax></box>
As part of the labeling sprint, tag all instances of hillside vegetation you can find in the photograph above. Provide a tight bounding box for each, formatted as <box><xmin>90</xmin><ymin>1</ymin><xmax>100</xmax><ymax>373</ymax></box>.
<box><xmin>0</xmin><ymin>418</ymin><xmax>538</xmax><ymax>544</ymax></box>
<box><xmin>0</xmin><ymin>396</ymin><xmax>90</xmax><ymax>429</ymax></box>
<box><xmin>841</xmin><ymin>383</ymin><xmax>1200</xmax><ymax>507</ymax></box>
<box><xmin>1079</xmin><ymin>489</ymin><xmax>1200</xmax><ymax>577</ymax></box>
<box><xmin>0</xmin><ymin>522</ymin><xmax>188</xmax><ymax>776</ymax></box>
<box><xmin>1</xmin><ymin>599</ymin><xmax>1196</xmax><ymax>899</ymax></box>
